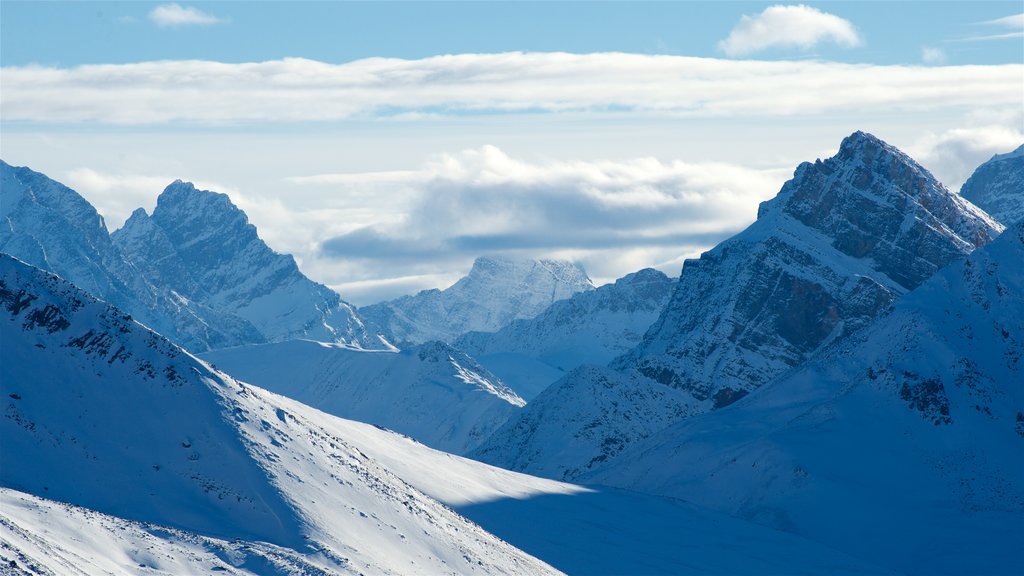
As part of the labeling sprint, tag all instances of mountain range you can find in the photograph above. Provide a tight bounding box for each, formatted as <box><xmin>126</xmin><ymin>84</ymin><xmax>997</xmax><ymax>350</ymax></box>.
<box><xmin>472</xmin><ymin>131</ymin><xmax>1007</xmax><ymax>481</ymax></box>
<box><xmin>1</xmin><ymin>163</ymin><xmax>377</xmax><ymax>352</ymax></box>
<box><xmin>0</xmin><ymin>252</ymin><xmax>889</xmax><ymax>575</ymax></box>
<box><xmin>1</xmin><ymin>132</ymin><xmax>1020</xmax><ymax>575</ymax></box>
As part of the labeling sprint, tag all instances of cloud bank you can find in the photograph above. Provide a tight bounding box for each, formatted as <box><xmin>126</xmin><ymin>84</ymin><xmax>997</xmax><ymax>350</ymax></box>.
<box><xmin>718</xmin><ymin>4</ymin><xmax>862</xmax><ymax>57</ymax></box>
<box><xmin>309</xmin><ymin>146</ymin><xmax>789</xmax><ymax>299</ymax></box>
<box><xmin>2</xmin><ymin>53</ymin><xmax>1020</xmax><ymax>124</ymax></box>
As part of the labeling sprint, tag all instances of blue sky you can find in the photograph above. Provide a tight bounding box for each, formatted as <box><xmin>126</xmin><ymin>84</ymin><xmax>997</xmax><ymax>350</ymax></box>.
<box><xmin>1</xmin><ymin>2</ymin><xmax>1022</xmax><ymax>303</ymax></box>
<box><xmin>3</xmin><ymin>1</ymin><xmax>1022</xmax><ymax>66</ymax></box>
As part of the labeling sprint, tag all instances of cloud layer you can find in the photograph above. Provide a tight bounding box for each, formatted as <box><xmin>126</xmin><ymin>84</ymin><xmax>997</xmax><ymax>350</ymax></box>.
<box><xmin>309</xmin><ymin>146</ymin><xmax>789</xmax><ymax>299</ymax></box>
<box><xmin>718</xmin><ymin>4</ymin><xmax>862</xmax><ymax>57</ymax></box>
<box><xmin>3</xmin><ymin>53</ymin><xmax>1020</xmax><ymax>124</ymax></box>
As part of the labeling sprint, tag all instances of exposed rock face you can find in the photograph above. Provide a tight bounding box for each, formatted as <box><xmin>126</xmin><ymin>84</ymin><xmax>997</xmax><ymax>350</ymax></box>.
<box><xmin>113</xmin><ymin>181</ymin><xmax>377</xmax><ymax>349</ymax></box>
<box><xmin>959</xmin><ymin>144</ymin><xmax>1024</xmax><ymax>225</ymax></box>
<box><xmin>617</xmin><ymin>131</ymin><xmax>1002</xmax><ymax>409</ymax></box>
<box><xmin>457</xmin><ymin>268</ymin><xmax>674</xmax><ymax>372</ymax></box>
<box><xmin>361</xmin><ymin>256</ymin><xmax>594</xmax><ymax>345</ymax></box>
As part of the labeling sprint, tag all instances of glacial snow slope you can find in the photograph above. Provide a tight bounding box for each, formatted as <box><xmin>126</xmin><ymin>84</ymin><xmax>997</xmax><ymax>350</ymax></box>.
<box><xmin>456</xmin><ymin>268</ymin><xmax>673</xmax><ymax>395</ymax></box>
<box><xmin>959</xmin><ymin>143</ymin><xmax>1024</xmax><ymax>225</ymax></box>
<box><xmin>0</xmin><ymin>253</ymin><xmax>557</xmax><ymax>575</ymax></box>
<box><xmin>619</xmin><ymin>131</ymin><xmax>1003</xmax><ymax>410</ymax></box>
<box><xmin>202</xmin><ymin>339</ymin><xmax>524</xmax><ymax>454</ymax></box>
<box><xmin>360</xmin><ymin>256</ymin><xmax>594</xmax><ymax>345</ymax></box>
<box><xmin>588</xmin><ymin>221</ymin><xmax>1024</xmax><ymax>576</ymax></box>
<box><xmin>473</xmin><ymin>131</ymin><xmax>1004</xmax><ymax>481</ymax></box>
<box><xmin>113</xmin><ymin>180</ymin><xmax>377</xmax><ymax>349</ymax></box>
<box><xmin>0</xmin><ymin>488</ymin><xmax>340</xmax><ymax>576</ymax></box>
<box><xmin>0</xmin><ymin>254</ymin><xmax>892</xmax><ymax>576</ymax></box>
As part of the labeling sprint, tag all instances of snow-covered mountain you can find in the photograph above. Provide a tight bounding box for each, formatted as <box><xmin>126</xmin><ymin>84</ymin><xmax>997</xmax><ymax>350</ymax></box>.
<box><xmin>456</xmin><ymin>268</ymin><xmax>673</xmax><ymax>397</ymax></box>
<box><xmin>473</xmin><ymin>132</ymin><xmax>1004</xmax><ymax>481</ymax></box>
<box><xmin>1</xmin><ymin>253</ymin><xmax>889</xmax><ymax>575</ymax></box>
<box><xmin>0</xmin><ymin>253</ymin><xmax>555</xmax><ymax>575</ymax></box>
<box><xmin>0</xmin><ymin>162</ymin><xmax>378</xmax><ymax>352</ymax></box>
<box><xmin>360</xmin><ymin>256</ymin><xmax>594</xmax><ymax>345</ymax></box>
<box><xmin>619</xmin><ymin>130</ymin><xmax>1001</xmax><ymax>409</ymax></box>
<box><xmin>586</xmin><ymin>220</ymin><xmax>1024</xmax><ymax>576</ymax></box>
<box><xmin>202</xmin><ymin>339</ymin><xmax>524</xmax><ymax>454</ymax></box>
<box><xmin>113</xmin><ymin>180</ymin><xmax>378</xmax><ymax>349</ymax></box>
<box><xmin>0</xmin><ymin>161</ymin><xmax>252</xmax><ymax>351</ymax></box>
<box><xmin>959</xmin><ymin>143</ymin><xmax>1024</xmax><ymax>225</ymax></box>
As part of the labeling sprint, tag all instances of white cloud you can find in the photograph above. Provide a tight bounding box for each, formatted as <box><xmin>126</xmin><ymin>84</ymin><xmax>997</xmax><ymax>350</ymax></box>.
<box><xmin>921</xmin><ymin>47</ymin><xmax>945</xmax><ymax>65</ymax></box>
<box><xmin>956</xmin><ymin>12</ymin><xmax>1024</xmax><ymax>41</ymax></box>
<box><xmin>977</xmin><ymin>13</ymin><xmax>1024</xmax><ymax>28</ymax></box>
<box><xmin>2</xmin><ymin>54</ymin><xmax>1020</xmax><ymax>125</ymax></box>
<box><xmin>717</xmin><ymin>4</ymin><xmax>862</xmax><ymax>57</ymax></box>
<box><xmin>908</xmin><ymin>113</ymin><xmax>1024</xmax><ymax>191</ymax></box>
<box><xmin>148</xmin><ymin>3</ymin><xmax>224</xmax><ymax>28</ymax></box>
<box><xmin>312</xmin><ymin>145</ymin><xmax>790</xmax><ymax>301</ymax></box>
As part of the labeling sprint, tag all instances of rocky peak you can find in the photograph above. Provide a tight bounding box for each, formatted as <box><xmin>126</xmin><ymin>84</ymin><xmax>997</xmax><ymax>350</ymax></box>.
<box><xmin>758</xmin><ymin>131</ymin><xmax>1000</xmax><ymax>290</ymax></box>
<box><xmin>621</xmin><ymin>131</ymin><xmax>1003</xmax><ymax>405</ymax></box>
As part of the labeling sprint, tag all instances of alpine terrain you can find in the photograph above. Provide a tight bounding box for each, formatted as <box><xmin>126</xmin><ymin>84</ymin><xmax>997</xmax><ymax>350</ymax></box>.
<box><xmin>587</xmin><ymin>220</ymin><xmax>1024</xmax><ymax>576</ymax></box>
<box><xmin>472</xmin><ymin>131</ymin><xmax>1005</xmax><ymax>480</ymax></box>
<box><xmin>0</xmin><ymin>163</ymin><xmax>378</xmax><ymax>352</ymax></box>
<box><xmin>0</xmin><ymin>253</ymin><xmax>891</xmax><ymax>575</ymax></box>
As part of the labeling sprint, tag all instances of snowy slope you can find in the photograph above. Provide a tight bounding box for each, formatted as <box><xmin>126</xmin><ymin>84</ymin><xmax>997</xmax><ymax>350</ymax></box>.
<box><xmin>456</xmin><ymin>268</ymin><xmax>673</xmax><ymax>394</ymax></box>
<box><xmin>0</xmin><ymin>488</ymin><xmax>341</xmax><ymax>576</ymax></box>
<box><xmin>587</xmin><ymin>221</ymin><xmax>1024</xmax><ymax>576</ymax></box>
<box><xmin>113</xmin><ymin>180</ymin><xmax>378</xmax><ymax>349</ymax></box>
<box><xmin>0</xmin><ymin>253</ymin><xmax>557</xmax><ymax>575</ymax></box>
<box><xmin>202</xmin><ymin>339</ymin><xmax>524</xmax><ymax>454</ymax></box>
<box><xmin>360</xmin><ymin>256</ymin><xmax>594</xmax><ymax>345</ymax></box>
<box><xmin>470</xmin><ymin>365</ymin><xmax>698</xmax><ymax>480</ymax></box>
<box><xmin>959</xmin><ymin>143</ymin><xmax>1024</xmax><ymax>225</ymax></box>
<box><xmin>0</xmin><ymin>254</ymin><xmax>892</xmax><ymax>576</ymax></box>
<box><xmin>474</xmin><ymin>131</ymin><xmax>1004</xmax><ymax>481</ymax></box>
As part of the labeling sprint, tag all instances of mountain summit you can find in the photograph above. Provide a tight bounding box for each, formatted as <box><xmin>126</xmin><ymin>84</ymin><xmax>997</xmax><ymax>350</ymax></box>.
<box><xmin>113</xmin><ymin>180</ymin><xmax>379</xmax><ymax>349</ymax></box>
<box><xmin>361</xmin><ymin>255</ymin><xmax>594</xmax><ymax>345</ymax></box>
<box><xmin>620</xmin><ymin>130</ymin><xmax>1002</xmax><ymax>407</ymax></box>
